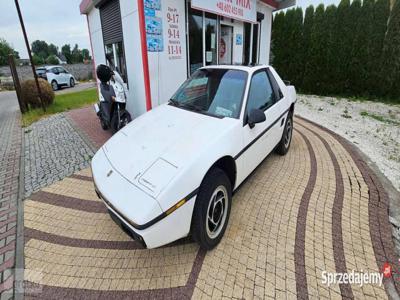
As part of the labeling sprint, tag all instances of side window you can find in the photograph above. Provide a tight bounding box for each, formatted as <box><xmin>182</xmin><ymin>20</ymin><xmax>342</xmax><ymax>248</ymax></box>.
<box><xmin>246</xmin><ymin>71</ymin><xmax>275</xmax><ymax>113</ymax></box>
<box><xmin>267</xmin><ymin>69</ymin><xmax>283</xmax><ymax>101</ymax></box>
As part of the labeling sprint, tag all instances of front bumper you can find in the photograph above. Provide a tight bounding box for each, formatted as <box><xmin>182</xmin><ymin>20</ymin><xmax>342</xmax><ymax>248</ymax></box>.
<box><xmin>92</xmin><ymin>148</ymin><xmax>196</xmax><ymax>248</ymax></box>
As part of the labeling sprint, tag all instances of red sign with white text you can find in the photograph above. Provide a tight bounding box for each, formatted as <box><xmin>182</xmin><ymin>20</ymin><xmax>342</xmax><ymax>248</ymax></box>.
<box><xmin>192</xmin><ymin>0</ymin><xmax>257</xmax><ymax>23</ymax></box>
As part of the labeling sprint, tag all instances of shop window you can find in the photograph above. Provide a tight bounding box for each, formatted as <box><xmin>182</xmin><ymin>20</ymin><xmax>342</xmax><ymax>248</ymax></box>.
<box><xmin>105</xmin><ymin>42</ymin><xmax>128</xmax><ymax>83</ymax></box>
<box><xmin>188</xmin><ymin>7</ymin><xmax>203</xmax><ymax>75</ymax></box>
<box><xmin>99</xmin><ymin>0</ymin><xmax>128</xmax><ymax>83</ymax></box>
<box><xmin>205</xmin><ymin>13</ymin><xmax>217</xmax><ymax>66</ymax></box>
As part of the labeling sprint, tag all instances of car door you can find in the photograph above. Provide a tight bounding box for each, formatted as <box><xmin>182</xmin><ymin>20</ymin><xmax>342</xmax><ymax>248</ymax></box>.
<box><xmin>239</xmin><ymin>69</ymin><xmax>283</xmax><ymax>178</ymax></box>
<box><xmin>57</xmin><ymin>67</ymin><xmax>68</xmax><ymax>84</ymax></box>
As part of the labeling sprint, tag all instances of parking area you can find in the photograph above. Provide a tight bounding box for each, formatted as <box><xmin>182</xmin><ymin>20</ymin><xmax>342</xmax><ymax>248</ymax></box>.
<box><xmin>21</xmin><ymin>115</ymin><xmax>399</xmax><ymax>299</ymax></box>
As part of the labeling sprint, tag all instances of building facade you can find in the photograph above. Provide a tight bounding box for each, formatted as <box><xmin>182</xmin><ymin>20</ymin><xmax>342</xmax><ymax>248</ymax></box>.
<box><xmin>80</xmin><ymin>0</ymin><xmax>294</xmax><ymax>117</ymax></box>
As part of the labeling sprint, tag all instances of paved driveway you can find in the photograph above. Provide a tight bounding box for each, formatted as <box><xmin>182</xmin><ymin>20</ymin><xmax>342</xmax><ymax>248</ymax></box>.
<box><xmin>21</xmin><ymin>115</ymin><xmax>399</xmax><ymax>299</ymax></box>
<box><xmin>55</xmin><ymin>82</ymin><xmax>96</xmax><ymax>95</ymax></box>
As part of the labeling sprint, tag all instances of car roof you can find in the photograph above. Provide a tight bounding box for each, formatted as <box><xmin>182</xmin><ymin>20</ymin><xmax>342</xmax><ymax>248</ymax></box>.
<box><xmin>199</xmin><ymin>64</ymin><xmax>270</xmax><ymax>74</ymax></box>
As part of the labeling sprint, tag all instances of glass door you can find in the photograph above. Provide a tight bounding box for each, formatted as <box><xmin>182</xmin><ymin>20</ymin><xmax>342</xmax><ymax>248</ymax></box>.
<box><xmin>205</xmin><ymin>13</ymin><xmax>218</xmax><ymax>65</ymax></box>
<box><xmin>219</xmin><ymin>24</ymin><xmax>233</xmax><ymax>65</ymax></box>
<box><xmin>188</xmin><ymin>7</ymin><xmax>203</xmax><ymax>75</ymax></box>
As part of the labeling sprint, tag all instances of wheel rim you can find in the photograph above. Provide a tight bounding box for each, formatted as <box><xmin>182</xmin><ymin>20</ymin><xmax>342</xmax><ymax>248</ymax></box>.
<box><xmin>284</xmin><ymin>117</ymin><xmax>293</xmax><ymax>148</ymax></box>
<box><xmin>206</xmin><ymin>185</ymin><xmax>228</xmax><ymax>239</ymax></box>
<box><xmin>52</xmin><ymin>82</ymin><xmax>57</xmax><ymax>90</ymax></box>
<box><xmin>70</xmin><ymin>79</ymin><xmax>74</xmax><ymax>86</ymax></box>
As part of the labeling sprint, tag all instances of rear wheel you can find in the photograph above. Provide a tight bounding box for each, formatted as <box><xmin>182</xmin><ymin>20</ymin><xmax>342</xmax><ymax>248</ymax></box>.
<box><xmin>191</xmin><ymin>168</ymin><xmax>232</xmax><ymax>250</ymax></box>
<box><xmin>51</xmin><ymin>80</ymin><xmax>59</xmax><ymax>91</ymax></box>
<box><xmin>276</xmin><ymin>112</ymin><xmax>293</xmax><ymax>155</ymax></box>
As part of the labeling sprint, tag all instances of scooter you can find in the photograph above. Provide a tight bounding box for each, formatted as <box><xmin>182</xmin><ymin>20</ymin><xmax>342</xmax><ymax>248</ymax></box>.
<box><xmin>94</xmin><ymin>68</ymin><xmax>132</xmax><ymax>132</ymax></box>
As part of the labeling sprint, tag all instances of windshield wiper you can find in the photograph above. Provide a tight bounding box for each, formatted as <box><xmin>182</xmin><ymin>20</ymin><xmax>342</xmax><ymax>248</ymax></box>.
<box><xmin>181</xmin><ymin>103</ymin><xmax>204</xmax><ymax>112</ymax></box>
<box><xmin>168</xmin><ymin>99</ymin><xmax>181</xmax><ymax>107</ymax></box>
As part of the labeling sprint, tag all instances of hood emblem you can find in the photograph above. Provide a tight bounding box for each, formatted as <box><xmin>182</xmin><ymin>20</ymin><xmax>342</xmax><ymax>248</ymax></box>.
<box><xmin>107</xmin><ymin>170</ymin><xmax>113</xmax><ymax>177</ymax></box>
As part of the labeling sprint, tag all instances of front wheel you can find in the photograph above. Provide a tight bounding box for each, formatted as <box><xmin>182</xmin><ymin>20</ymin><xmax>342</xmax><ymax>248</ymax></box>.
<box><xmin>51</xmin><ymin>80</ymin><xmax>59</xmax><ymax>91</ymax></box>
<box><xmin>191</xmin><ymin>168</ymin><xmax>232</xmax><ymax>250</ymax></box>
<box><xmin>276</xmin><ymin>112</ymin><xmax>293</xmax><ymax>156</ymax></box>
<box><xmin>70</xmin><ymin>78</ymin><xmax>75</xmax><ymax>87</ymax></box>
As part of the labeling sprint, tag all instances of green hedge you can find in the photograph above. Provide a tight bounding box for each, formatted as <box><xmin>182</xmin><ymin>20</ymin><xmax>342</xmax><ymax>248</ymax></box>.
<box><xmin>271</xmin><ymin>0</ymin><xmax>400</xmax><ymax>103</ymax></box>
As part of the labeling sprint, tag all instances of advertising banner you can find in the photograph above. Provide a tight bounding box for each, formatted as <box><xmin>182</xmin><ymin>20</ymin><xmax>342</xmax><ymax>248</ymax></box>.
<box><xmin>192</xmin><ymin>0</ymin><xmax>257</xmax><ymax>23</ymax></box>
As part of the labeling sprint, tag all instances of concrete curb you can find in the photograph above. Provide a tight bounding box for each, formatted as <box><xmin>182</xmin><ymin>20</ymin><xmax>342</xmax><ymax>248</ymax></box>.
<box><xmin>14</xmin><ymin>125</ymin><xmax>25</xmax><ymax>300</ymax></box>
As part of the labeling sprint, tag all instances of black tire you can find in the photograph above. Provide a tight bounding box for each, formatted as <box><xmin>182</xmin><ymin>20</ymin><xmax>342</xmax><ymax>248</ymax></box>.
<box><xmin>100</xmin><ymin>119</ymin><xmax>108</xmax><ymax>130</ymax></box>
<box><xmin>275</xmin><ymin>111</ymin><xmax>293</xmax><ymax>156</ymax></box>
<box><xmin>70</xmin><ymin>78</ymin><xmax>75</xmax><ymax>87</ymax></box>
<box><xmin>191</xmin><ymin>168</ymin><xmax>232</xmax><ymax>250</ymax></box>
<box><xmin>120</xmin><ymin>111</ymin><xmax>132</xmax><ymax>129</ymax></box>
<box><xmin>51</xmin><ymin>80</ymin><xmax>59</xmax><ymax>91</ymax></box>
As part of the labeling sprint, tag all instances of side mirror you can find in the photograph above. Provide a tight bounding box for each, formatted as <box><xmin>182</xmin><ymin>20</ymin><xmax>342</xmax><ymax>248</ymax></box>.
<box><xmin>248</xmin><ymin>109</ymin><xmax>266</xmax><ymax>129</ymax></box>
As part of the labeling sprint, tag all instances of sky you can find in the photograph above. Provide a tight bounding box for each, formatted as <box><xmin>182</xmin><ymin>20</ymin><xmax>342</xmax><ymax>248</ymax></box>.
<box><xmin>0</xmin><ymin>0</ymin><xmax>341</xmax><ymax>59</ymax></box>
<box><xmin>0</xmin><ymin>0</ymin><xmax>89</xmax><ymax>58</ymax></box>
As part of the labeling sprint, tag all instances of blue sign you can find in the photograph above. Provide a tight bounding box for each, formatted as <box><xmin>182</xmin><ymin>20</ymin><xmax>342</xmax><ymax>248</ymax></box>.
<box><xmin>236</xmin><ymin>34</ymin><xmax>243</xmax><ymax>46</ymax></box>
<box><xmin>145</xmin><ymin>8</ymin><xmax>155</xmax><ymax>16</ymax></box>
<box><xmin>144</xmin><ymin>0</ymin><xmax>161</xmax><ymax>10</ymax></box>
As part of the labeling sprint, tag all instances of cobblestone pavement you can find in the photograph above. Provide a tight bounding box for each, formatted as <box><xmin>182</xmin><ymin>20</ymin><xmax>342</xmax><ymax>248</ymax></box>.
<box><xmin>21</xmin><ymin>117</ymin><xmax>399</xmax><ymax>299</ymax></box>
<box><xmin>24</xmin><ymin>114</ymin><xmax>94</xmax><ymax>197</ymax></box>
<box><xmin>0</xmin><ymin>91</ymin><xmax>22</xmax><ymax>298</ymax></box>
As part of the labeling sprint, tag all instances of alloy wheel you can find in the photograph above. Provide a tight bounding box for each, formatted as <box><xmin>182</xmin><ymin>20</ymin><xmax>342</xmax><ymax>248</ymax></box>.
<box><xmin>284</xmin><ymin>117</ymin><xmax>293</xmax><ymax>149</ymax></box>
<box><xmin>206</xmin><ymin>185</ymin><xmax>228</xmax><ymax>239</ymax></box>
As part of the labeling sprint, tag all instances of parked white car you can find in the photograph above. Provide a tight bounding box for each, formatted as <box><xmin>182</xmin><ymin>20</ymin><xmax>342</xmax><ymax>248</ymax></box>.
<box><xmin>92</xmin><ymin>65</ymin><xmax>296</xmax><ymax>249</ymax></box>
<box><xmin>36</xmin><ymin>66</ymin><xmax>76</xmax><ymax>91</ymax></box>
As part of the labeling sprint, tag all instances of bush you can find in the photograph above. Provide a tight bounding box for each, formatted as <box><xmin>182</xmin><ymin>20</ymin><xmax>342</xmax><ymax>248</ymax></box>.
<box><xmin>46</xmin><ymin>55</ymin><xmax>59</xmax><ymax>65</ymax></box>
<box><xmin>21</xmin><ymin>78</ymin><xmax>54</xmax><ymax>108</ymax></box>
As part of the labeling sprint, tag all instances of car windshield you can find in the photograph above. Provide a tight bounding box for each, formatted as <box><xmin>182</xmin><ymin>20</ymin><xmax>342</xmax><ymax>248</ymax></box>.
<box><xmin>170</xmin><ymin>69</ymin><xmax>248</xmax><ymax>118</ymax></box>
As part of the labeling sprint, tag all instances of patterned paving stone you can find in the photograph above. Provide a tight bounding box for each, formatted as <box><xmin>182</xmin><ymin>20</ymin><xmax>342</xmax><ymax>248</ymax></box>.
<box><xmin>23</xmin><ymin>114</ymin><xmax>94</xmax><ymax>197</ymax></box>
<box><xmin>22</xmin><ymin>118</ymin><xmax>399</xmax><ymax>299</ymax></box>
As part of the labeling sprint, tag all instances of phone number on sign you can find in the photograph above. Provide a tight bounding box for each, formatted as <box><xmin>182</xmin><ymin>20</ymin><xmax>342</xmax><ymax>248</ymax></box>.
<box><xmin>216</xmin><ymin>2</ymin><xmax>244</xmax><ymax>17</ymax></box>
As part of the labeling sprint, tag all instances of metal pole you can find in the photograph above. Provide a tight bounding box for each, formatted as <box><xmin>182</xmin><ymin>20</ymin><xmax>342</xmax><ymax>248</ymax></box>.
<box><xmin>8</xmin><ymin>54</ymin><xmax>27</xmax><ymax>113</ymax></box>
<box><xmin>14</xmin><ymin>0</ymin><xmax>46</xmax><ymax>112</ymax></box>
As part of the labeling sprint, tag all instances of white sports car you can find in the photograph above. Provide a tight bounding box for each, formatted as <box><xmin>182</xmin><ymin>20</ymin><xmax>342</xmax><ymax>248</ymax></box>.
<box><xmin>92</xmin><ymin>65</ymin><xmax>296</xmax><ymax>249</ymax></box>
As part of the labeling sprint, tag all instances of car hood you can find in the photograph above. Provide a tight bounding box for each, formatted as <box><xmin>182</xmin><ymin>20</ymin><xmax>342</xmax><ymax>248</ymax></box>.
<box><xmin>103</xmin><ymin>104</ymin><xmax>236</xmax><ymax>199</ymax></box>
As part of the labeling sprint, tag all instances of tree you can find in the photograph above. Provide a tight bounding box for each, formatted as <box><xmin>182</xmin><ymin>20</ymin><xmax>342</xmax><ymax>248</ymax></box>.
<box><xmin>82</xmin><ymin>48</ymin><xmax>91</xmax><ymax>60</ymax></box>
<box><xmin>301</xmin><ymin>6</ymin><xmax>315</xmax><ymax>93</ymax></box>
<box><xmin>288</xmin><ymin>7</ymin><xmax>304</xmax><ymax>87</ymax></box>
<box><xmin>48</xmin><ymin>44</ymin><xmax>58</xmax><ymax>56</ymax></box>
<box><xmin>71</xmin><ymin>44</ymin><xmax>83</xmax><ymax>63</ymax></box>
<box><xmin>381</xmin><ymin>0</ymin><xmax>400</xmax><ymax>99</ymax></box>
<box><xmin>0</xmin><ymin>39</ymin><xmax>19</xmax><ymax>66</ymax></box>
<box><xmin>31</xmin><ymin>40</ymin><xmax>49</xmax><ymax>60</ymax></box>
<box><xmin>369</xmin><ymin>0</ymin><xmax>390</xmax><ymax>96</ymax></box>
<box><xmin>32</xmin><ymin>53</ymin><xmax>44</xmax><ymax>66</ymax></box>
<box><xmin>347</xmin><ymin>0</ymin><xmax>363</xmax><ymax>95</ymax></box>
<box><xmin>333</xmin><ymin>0</ymin><xmax>352</xmax><ymax>94</ymax></box>
<box><xmin>46</xmin><ymin>55</ymin><xmax>59</xmax><ymax>65</ymax></box>
<box><xmin>321</xmin><ymin>5</ymin><xmax>338</xmax><ymax>95</ymax></box>
<box><xmin>61</xmin><ymin>44</ymin><xmax>72</xmax><ymax>64</ymax></box>
<box><xmin>303</xmin><ymin>4</ymin><xmax>326</xmax><ymax>95</ymax></box>
<box><xmin>271</xmin><ymin>11</ymin><xmax>286</xmax><ymax>71</ymax></box>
